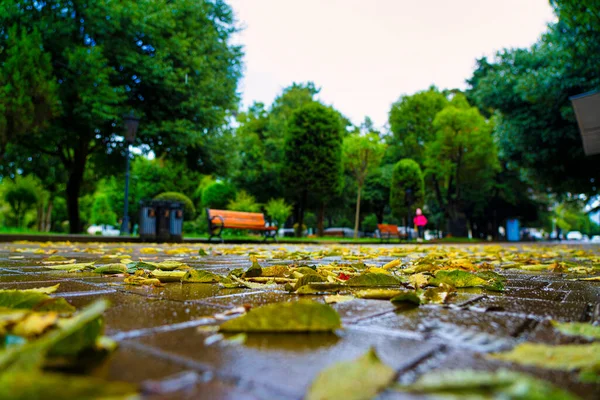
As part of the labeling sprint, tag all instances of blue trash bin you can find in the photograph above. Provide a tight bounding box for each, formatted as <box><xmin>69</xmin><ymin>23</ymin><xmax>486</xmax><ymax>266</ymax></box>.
<box><xmin>139</xmin><ymin>203</ymin><xmax>157</xmax><ymax>241</ymax></box>
<box><xmin>169</xmin><ymin>202</ymin><xmax>184</xmax><ymax>242</ymax></box>
<box><xmin>506</xmin><ymin>219</ymin><xmax>520</xmax><ymax>242</ymax></box>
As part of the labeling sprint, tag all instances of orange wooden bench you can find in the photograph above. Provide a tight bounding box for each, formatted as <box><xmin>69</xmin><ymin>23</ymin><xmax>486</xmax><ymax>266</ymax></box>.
<box><xmin>206</xmin><ymin>209</ymin><xmax>277</xmax><ymax>242</ymax></box>
<box><xmin>378</xmin><ymin>224</ymin><xmax>405</xmax><ymax>243</ymax></box>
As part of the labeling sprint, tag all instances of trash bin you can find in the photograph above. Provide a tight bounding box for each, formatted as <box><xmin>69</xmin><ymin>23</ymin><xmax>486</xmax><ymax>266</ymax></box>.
<box><xmin>155</xmin><ymin>201</ymin><xmax>172</xmax><ymax>242</ymax></box>
<box><xmin>506</xmin><ymin>219</ymin><xmax>520</xmax><ymax>242</ymax></box>
<box><xmin>139</xmin><ymin>200</ymin><xmax>185</xmax><ymax>242</ymax></box>
<box><xmin>169</xmin><ymin>202</ymin><xmax>184</xmax><ymax>242</ymax></box>
<box><xmin>139</xmin><ymin>203</ymin><xmax>157</xmax><ymax>241</ymax></box>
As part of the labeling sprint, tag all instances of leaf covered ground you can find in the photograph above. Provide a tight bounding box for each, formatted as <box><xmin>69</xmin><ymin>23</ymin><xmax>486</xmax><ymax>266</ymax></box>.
<box><xmin>1</xmin><ymin>242</ymin><xmax>599</xmax><ymax>399</ymax></box>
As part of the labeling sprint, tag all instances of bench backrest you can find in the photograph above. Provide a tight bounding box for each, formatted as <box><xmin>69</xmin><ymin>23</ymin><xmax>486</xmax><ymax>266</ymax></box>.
<box><xmin>378</xmin><ymin>224</ymin><xmax>398</xmax><ymax>234</ymax></box>
<box><xmin>207</xmin><ymin>209</ymin><xmax>267</xmax><ymax>228</ymax></box>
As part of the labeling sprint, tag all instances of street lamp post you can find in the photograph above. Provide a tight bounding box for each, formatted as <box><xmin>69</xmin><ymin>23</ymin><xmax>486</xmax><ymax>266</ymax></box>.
<box><xmin>405</xmin><ymin>188</ymin><xmax>414</xmax><ymax>240</ymax></box>
<box><xmin>121</xmin><ymin>112</ymin><xmax>139</xmax><ymax>235</ymax></box>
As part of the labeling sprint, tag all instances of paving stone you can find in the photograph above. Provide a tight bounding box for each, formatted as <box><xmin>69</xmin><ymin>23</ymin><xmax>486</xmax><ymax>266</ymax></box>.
<box><xmin>113</xmin><ymin>282</ymin><xmax>248</xmax><ymax>302</ymax></box>
<box><xmin>500</xmin><ymin>287</ymin><xmax>568</xmax><ymax>302</ymax></box>
<box><xmin>0</xmin><ymin>279</ymin><xmax>107</xmax><ymax>294</ymax></box>
<box><xmin>354</xmin><ymin>306</ymin><xmax>526</xmax><ymax>352</ymax></box>
<box><xmin>131</xmin><ymin>327</ymin><xmax>441</xmax><ymax>399</ymax></box>
<box><xmin>475</xmin><ymin>296</ymin><xmax>589</xmax><ymax>321</ymax></box>
<box><xmin>393</xmin><ymin>347</ymin><xmax>600</xmax><ymax>400</ymax></box>
<box><xmin>525</xmin><ymin>319</ymin><xmax>598</xmax><ymax>345</ymax></box>
<box><xmin>563</xmin><ymin>286</ymin><xmax>600</xmax><ymax>304</ymax></box>
<box><xmin>67</xmin><ymin>292</ymin><xmax>223</xmax><ymax>334</ymax></box>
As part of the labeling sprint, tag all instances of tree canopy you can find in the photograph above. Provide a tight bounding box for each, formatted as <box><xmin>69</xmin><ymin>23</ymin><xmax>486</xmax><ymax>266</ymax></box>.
<box><xmin>0</xmin><ymin>0</ymin><xmax>243</xmax><ymax>232</ymax></box>
<box><xmin>283</xmin><ymin>102</ymin><xmax>343</xmax><ymax>236</ymax></box>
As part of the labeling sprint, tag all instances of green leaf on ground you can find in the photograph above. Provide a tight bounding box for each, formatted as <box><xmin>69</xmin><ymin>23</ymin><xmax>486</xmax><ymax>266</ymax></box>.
<box><xmin>420</xmin><ymin>283</ymin><xmax>456</xmax><ymax>304</ymax></box>
<box><xmin>182</xmin><ymin>269</ymin><xmax>226</xmax><ymax>283</ymax></box>
<box><xmin>0</xmin><ymin>371</ymin><xmax>138</xmax><ymax>400</ymax></box>
<box><xmin>123</xmin><ymin>276</ymin><xmax>163</xmax><ymax>287</ymax></box>
<box><xmin>20</xmin><ymin>284</ymin><xmax>61</xmax><ymax>294</ymax></box>
<box><xmin>294</xmin><ymin>274</ymin><xmax>326</xmax><ymax>290</ymax></box>
<box><xmin>354</xmin><ymin>289</ymin><xmax>404</xmax><ymax>300</ymax></box>
<box><xmin>306</xmin><ymin>347</ymin><xmax>395</xmax><ymax>400</ymax></box>
<box><xmin>408</xmin><ymin>273</ymin><xmax>429</xmax><ymax>288</ymax></box>
<box><xmin>345</xmin><ymin>273</ymin><xmax>403</xmax><ymax>287</ymax></box>
<box><xmin>149</xmin><ymin>270</ymin><xmax>187</xmax><ymax>283</ymax></box>
<box><xmin>390</xmin><ymin>284</ymin><xmax>455</xmax><ymax>306</ymax></box>
<box><xmin>489</xmin><ymin>342</ymin><xmax>600</xmax><ymax>377</ymax></box>
<box><xmin>93</xmin><ymin>264</ymin><xmax>128</xmax><ymax>274</ymax></box>
<box><xmin>230</xmin><ymin>276</ymin><xmax>276</xmax><ymax>290</ymax></box>
<box><xmin>295</xmin><ymin>283</ymin><xmax>344</xmax><ymax>294</ymax></box>
<box><xmin>198</xmin><ymin>248</ymin><xmax>208</xmax><ymax>256</ymax></box>
<box><xmin>390</xmin><ymin>291</ymin><xmax>421</xmax><ymax>305</ymax></box>
<box><xmin>243</xmin><ymin>258</ymin><xmax>263</xmax><ymax>277</ymax></box>
<box><xmin>430</xmin><ymin>269</ymin><xmax>504</xmax><ymax>291</ymax></box>
<box><xmin>219</xmin><ymin>300</ymin><xmax>341</xmax><ymax>332</ymax></box>
<box><xmin>395</xmin><ymin>368</ymin><xmax>581</xmax><ymax>400</ymax></box>
<box><xmin>0</xmin><ymin>299</ymin><xmax>109</xmax><ymax>372</ymax></box>
<box><xmin>0</xmin><ymin>289</ymin><xmax>75</xmax><ymax>313</ymax></box>
<box><xmin>324</xmin><ymin>295</ymin><xmax>354</xmax><ymax>304</ymax></box>
<box><xmin>43</xmin><ymin>262</ymin><xmax>94</xmax><ymax>272</ymax></box>
<box><xmin>261</xmin><ymin>265</ymin><xmax>290</xmax><ymax>277</ymax></box>
<box><xmin>152</xmin><ymin>261</ymin><xmax>190</xmax><ymax>271</ymax></box>
<box><xmin>551</xmin><ymin>321</ymin><xmax>600</xmax><ymax>339</ymax></box>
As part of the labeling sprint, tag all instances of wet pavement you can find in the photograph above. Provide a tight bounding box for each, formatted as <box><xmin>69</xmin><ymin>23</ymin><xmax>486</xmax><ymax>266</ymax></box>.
<box><xmin>1</xmin><ymin>242</ymin><xmax>599</xmax><ymax>399</ymax></box>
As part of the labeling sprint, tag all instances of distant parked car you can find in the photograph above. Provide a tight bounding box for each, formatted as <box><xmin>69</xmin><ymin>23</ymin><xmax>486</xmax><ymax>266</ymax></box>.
<box><xmin>566</xmin><ymin>231</ymin><xmax>583</xmax><ymax>240</ymax></box>
<box><xmin>324</xmin><ymin>227</ymin><xmax>360</xmax><ymax>238</ymax></box>
<box><xmin>87</xmin><ymin>225</ymin><xmax>120</xmax><ymax>236</ymax></box>
<box><xmin>590</xmin><ymin>235</ymin><xmax>600</xmax><ymax>243</ymax></box>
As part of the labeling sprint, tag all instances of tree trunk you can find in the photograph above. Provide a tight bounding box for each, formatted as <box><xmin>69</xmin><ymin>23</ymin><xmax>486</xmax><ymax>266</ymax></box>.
<box><xmin>295</xmin><ymin>191</ymin><xmax>308</xmax><ymax>237</ymax></box>
<box><xmin>45</xmin><ymin>199</ymin><xmax>53</xmax><ymax>232</ymax></box>
<box><xmin>37</xmin><ymin>204</ymin><xmax>44</xmax><ymax>231</ymax></box>
<box><xmin>353</xmin><ymin>186</ymin><xmax>362</xmax><ymax>239</ymax></box>
<box><xmin>66</xmin><ymin>149</ymin><xmax>87</xmax><ymax>234</ymax></box>
<box><xmin>375</xmin><ymin>207</ymin><xmax>384</xmax><ymax>224</ymax></box>
<box><xmin>317</xmin><ymin>202</ymin><xmax>325</xmax><ymax>237</ymax></box>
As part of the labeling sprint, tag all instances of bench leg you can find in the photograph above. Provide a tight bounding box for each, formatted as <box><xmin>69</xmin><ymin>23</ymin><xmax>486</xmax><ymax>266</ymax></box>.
<box><xmin>263</xmin><ymin>231</ymin><xmax>278</xmax><ymax>243</ymax></box>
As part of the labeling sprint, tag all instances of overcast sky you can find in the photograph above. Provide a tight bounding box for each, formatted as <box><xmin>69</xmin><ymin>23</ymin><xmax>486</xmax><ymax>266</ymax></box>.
<box><xmin>229</xmin><ymin>0</ymin><xmax>556</xmax><ymax>128</ymax></box>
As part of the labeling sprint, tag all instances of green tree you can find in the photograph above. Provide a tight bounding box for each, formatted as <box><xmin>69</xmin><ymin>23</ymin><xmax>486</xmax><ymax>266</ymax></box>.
<box><xmin>265</xmin><ymin>198</ymin><xmax>293</xmax><ymax>228</ymax></box>
<box><xmin>0</xmin><ymin>0</ymin><xmax>243</xmax><ymax>233</ymax></box>
<box><xmin>387</xmin><ymin>87</ymin><xmax>448</xmax><ymax>165</ymax></box>
<box><xmin>467</xmin><ymin>4</ymin><xmax>600</xmax><ymax>197</ymax></box>
<box><xmin>283</xmin><ymin>102</ymin><xmax>343</xmax><ymax>237</ymax></box>
<box><xmin>390</xmin><ymin>159</ymin><xmax>424</xmax><ymax>225</ymax></box>
<box><xmin>227</xmin><ymin>191</ymin><xmax>260</xmax><ymax>213</ymax></box>
<box><xmin>232</xmin><ymin>84</ymin><xmax>320</xmax><ymax>203</ymax></box>
<box><xmin>202</xmin><ymin>182</ymin><xmax>236</xmax><ymax>210</ymax></box>
<box><xmin>342</xmin><ymin>133</ymin><xmax>386</xmax><ymax>238</ymax></box>
<box><xmin>90</xmin><ymin>194</ymin><xmax>117</xmax><ymax>227</ymax></box>
<box><xmin>0</xmin><ymin>26</ymin><xmax>60</xmax><ymax>154</ymax></box>
<box><xmin>424</xmin><ymin>96</ymin><xmax>499</xmax><ymax>236</ymax></box>
<box><xmin>363</xmin><ymin>164</ymin><xmax>394</xmax><ymax>224</ymax></box>
<box><xmin>2</xmin><ymin>175</ymin><xmax>40</xmax><ymax>228</ymax></box>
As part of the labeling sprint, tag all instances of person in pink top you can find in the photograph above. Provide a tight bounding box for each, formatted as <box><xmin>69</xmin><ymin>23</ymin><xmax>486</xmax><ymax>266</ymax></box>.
<box><xmin>413</xmin><ymin>208</ymin><xmax>428</xmax><ymax>242</ymax></box>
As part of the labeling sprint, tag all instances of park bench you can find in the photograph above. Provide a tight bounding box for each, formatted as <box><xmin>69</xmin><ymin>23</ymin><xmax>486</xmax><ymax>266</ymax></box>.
<box><xmin>206</xmin><ymin>209</ymin><xmax>277</xmax><ymax>243</ymax></box>
<box><xmin>377</xmin><ymin>223</ymin><xmax>405</xmax><ymax>243</ymax></box>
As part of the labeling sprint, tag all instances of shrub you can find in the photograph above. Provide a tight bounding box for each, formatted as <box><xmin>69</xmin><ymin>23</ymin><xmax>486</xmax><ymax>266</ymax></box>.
<box><xmin>2</xmin><ymin>175</ymin><xmax>41</xmax><ymax>228</ymax></box>
<box><xmin>362</xmin><ymin>214</ymin><xmax>379</xmax><ymax>233</ymax></box>
<box><xmin>390</xmin><ymin>159</ymin><xmax>424</xmax><ymax>219</ymax></box>
<box><xmin>201</xmin><ymin>182</ymin><xmax>236</xmax><ymax>210</ymax></box>
<box><xmin>90</xmin><ymin>194</ymin><xmax>117</xmax><ymax>226</ymax></box>
<box><xmin>227</xmin><ymin>190</ymin><xmax>260</xmax><ymax>213</ymax></box>
<box><xmin>265</xmin><ymin>198</ymin><xmax>292</xmax><ymax>227</ymax></box>
<box><xmin>153</xmin><ymin>192</ymin><xmax>196</xmax><ymax>219</ymax></box>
